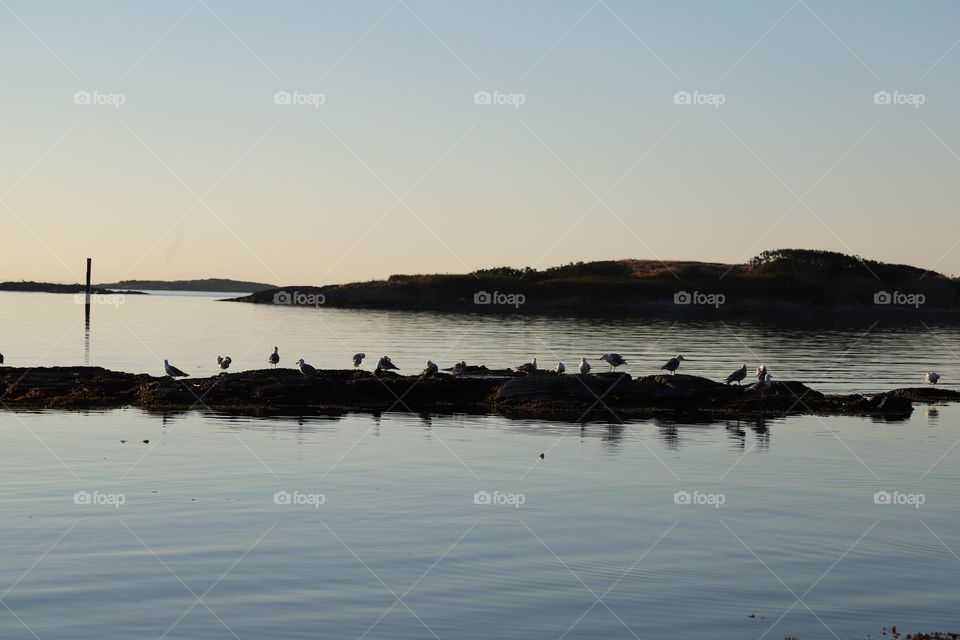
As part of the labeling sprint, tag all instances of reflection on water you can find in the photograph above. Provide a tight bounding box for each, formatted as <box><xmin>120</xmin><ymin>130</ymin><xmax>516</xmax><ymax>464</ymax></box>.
<box><xmin>0</xmin><ymin>406</ymin><xmax>959</xmax><ymax>638</ymax></box>
<box><xmin>3</xmin><ymin>292</ymin><xmax>960</xmax><ymax>638</ymax></box>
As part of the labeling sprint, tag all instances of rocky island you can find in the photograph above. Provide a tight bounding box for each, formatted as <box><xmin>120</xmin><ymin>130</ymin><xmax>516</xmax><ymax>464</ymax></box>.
<box><xmin>1</xmin><ymin>365</ymin><xmax>955</xmax><ymax>421</ymax></box>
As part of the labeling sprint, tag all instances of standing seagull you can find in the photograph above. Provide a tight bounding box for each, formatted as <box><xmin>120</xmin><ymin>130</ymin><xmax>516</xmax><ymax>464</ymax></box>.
<box><xmin>516</xmin><ymin>358</ymin><xmax>537</xmax><ymax>375</ymax></box>
<box><xmin>927</xmin><ymin>371</ymin><xmax>941</xmax><ymax>384</ymax></box>
<box><xmin>600</xmin><ymin>353</ymin><xmax>627</xmax><ymax>372</ymax></box>
<box><xmin>268</xmin><ymin>347</ymin><xmax>279</xmax><ymax>368</ymax></box>
<box><xmin>578</xmin><ymin>357</ymin><xmax>590</xmax><ymax>375</ymax></box>
<box><xmin>725</xmin><ymin>364</ymin><xmax>748</xmax><ymax>386</ymax></box>
<box><xmin>750</xmin><ymin>373</ymin><xmax>773</xmax><ymax>395</ymax></box>
<box><xmin>296</xmin><ymin>359</ymin><xmax>318</xmax><ymax>376</ymax></box>
<box><xmin>353</xmin><ymin>353</ymin><xmax>366</xmax><ymax>368</ymax></box>
<box><xmin>423</xmin><ymin>360</ymin><xmax>439</xmax><ymax>376</ymax></box>
<box><xmin>164</xmin><ymin>359</ymin><xmax>189</xmax><ymax>378</ymax></box>
<box><xmin>661</xmin><ymin>354</ymin><xmax>686</xmax><ymax>375</ymax></box>
<box><xmin>376</xmin><ymin>356</ymin><xmax>399</xmax><ymax>373</ymax></box>
<box><xmin>216</xmin><ymin>355</ymin><xmax>232</xmax><ymax>373</ymax></box>
<box><xmin>755</xmin><ymin>365</ymin><xmax>768</xmax><ymax>381</ymax></box>
<box><xmin>555</xmin><ymin>362</ymin><xmax>565</xmax><ymax>375</ymax></box>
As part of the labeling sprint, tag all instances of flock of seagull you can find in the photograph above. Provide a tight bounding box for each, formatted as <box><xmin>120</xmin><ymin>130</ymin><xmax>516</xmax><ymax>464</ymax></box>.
<box><xmin>155</xmin><ymin>348</ymin><xmax>819</xmax><ymax>393</ymax></box>
<box><xmin>0</xmin><ymin>347</ymin><xmax>941</xmax><ymax>388</ymax></box>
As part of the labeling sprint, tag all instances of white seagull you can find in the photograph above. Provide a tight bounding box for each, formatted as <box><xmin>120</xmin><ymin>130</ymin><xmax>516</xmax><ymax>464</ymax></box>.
<box><xmin>353</xmin><ymin>353</ymin><xmax>366</xmax><ymax>368</ymax></box>
<box><xmin>755</xmin><ymin>365</ymin><xmax>768</xmax><ymax>381</ymax></box>
<box><xmin>927</xmin><ymin>371</ymin><xmax>941</xmax><ymax>384</ymax></box>
<box><xmin>750</xmin><ymin>373</ymin><xmax>774</xmax><ymax>394</ymax></box>
<box><xmin>516</xmin><ymin>358</ymin><xmax>537</xmax><ymax>375</ymax></box>
<box><xmin>423</xmin><ymin>360</ymin><xmax>439</xmax><ymax>375</ymax></box>
<box><xmin>661</xmin><ymin>354</ymin><xmax>686</xmax><ymax>375</ymax></box>
<box><xmin>216</xmin><ymin>355</ymin><xmax>232</xmax><ymax>373</ymax></box>
<box><xmin>725</xmin><ymin>364</ymin><xmax>748</xmax><ymax>385</ymax></box>
<box><xmin>555</xmin><ymin>362</ymin><xmax>565</xmax><ymax>375</ymax></box>
<box><xmin>578</xmin><ymin>357</ymin><xmax>590</xmax><ymax>375</ymax></box>
<box><xmin>269</xmin><ymin>347</ymin><xmax>279</xmax><ymax>368</ymax></box>
<box><xmin>377</xmin><ymin>356</ymin><xmax>399</xmax><ymax>372</ymax></box>
<box><xmin>164</xmin><ymin>359</ymin><xmax>188</xmax><ymax>378</ymax></box>
<box><xmin>600</xmin><ymin>353</ymin><xmax>627</xmax><ymax>371</ymax></box>
<box><xmin>296</xmin><ymin>358</ymin><xmax>318</xmax><ymax>376</ymax></box>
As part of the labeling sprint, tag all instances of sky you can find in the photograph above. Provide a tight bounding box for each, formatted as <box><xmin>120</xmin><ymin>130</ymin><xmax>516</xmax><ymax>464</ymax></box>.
<box><xmin>1</xmin><ymin>0</ymin><xmax>958</xmax><ymax>286</ymax></box>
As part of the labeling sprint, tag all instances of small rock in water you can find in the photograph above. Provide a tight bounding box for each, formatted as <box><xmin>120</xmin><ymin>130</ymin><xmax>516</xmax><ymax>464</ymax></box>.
<box><xmin>120</xmin><ymin>440</ymin><xmax>127</xmax><ymax>444</ymax></box>
<box><xmin>142</xmin><ymin>439</ymin><xmax>149</xmax><ymax>444</ymax></box>
<box><xmin>539</xmin><ymin>452</ymin><xmax>545</xmax><ymax>459</ymax></box>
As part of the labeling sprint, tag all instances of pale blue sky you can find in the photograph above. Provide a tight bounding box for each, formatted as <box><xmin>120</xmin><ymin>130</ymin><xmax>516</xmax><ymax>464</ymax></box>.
<box><xmin>1</xmin><ymin>0</ymin><xmax>958</xmax><ymax>284</ymax></box>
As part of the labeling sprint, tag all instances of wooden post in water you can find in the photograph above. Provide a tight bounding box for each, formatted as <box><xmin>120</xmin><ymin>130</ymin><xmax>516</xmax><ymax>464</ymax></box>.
<box><xmin>85</xmin><ymin>258</ymin><xmax>92</xmax><ymax>322</ymax></box>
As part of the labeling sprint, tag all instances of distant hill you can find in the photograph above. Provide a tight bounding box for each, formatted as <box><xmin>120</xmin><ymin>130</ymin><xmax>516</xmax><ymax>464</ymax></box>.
<box><xmin>229</xmin><ymin>249</ymin><xmax>960</xmax><ymax>317</ymax></box>
<box><xmin>0</xmin><ymin>281</ymin><xmax>143</xmax><ymax>295</ymax></box>
<box><xmin>98</xmin><ymin>278</ymin><xmax>275</xmax><ymax>293</ymax></box>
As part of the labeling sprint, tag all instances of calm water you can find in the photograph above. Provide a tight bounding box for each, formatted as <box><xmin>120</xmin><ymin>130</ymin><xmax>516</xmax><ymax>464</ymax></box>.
<box><xmin>2</xmin><ymin>291</ymin><xmax>960</xmax><ymax>639</ymax></box>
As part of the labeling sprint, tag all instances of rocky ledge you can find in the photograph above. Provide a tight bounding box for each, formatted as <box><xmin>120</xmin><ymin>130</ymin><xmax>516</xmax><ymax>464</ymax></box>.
<box><xmin>2</xmin><ymin>366</ymin><xmax>958</xmax><ymax>421</ymax></box>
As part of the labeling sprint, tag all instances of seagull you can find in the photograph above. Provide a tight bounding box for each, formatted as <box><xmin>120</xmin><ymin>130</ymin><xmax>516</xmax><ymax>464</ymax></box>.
<box><xmin>376</xmin><ymin>356</ymin><xmax>399</xmax><ymax>372</ymax></box>
<box><xmin>296</xmin><ymin>358</ymin><xmax>317</xmax><ymax>376</ymax></box>
<box><xmin>516</xmin><ymin>358</ymin><xmax>537</xmax><ymax>375</ymax></box>
<box><xmin>578</xmin><ymin>357</ymin><xmax>590</xmax><ymax>375</ymax></box>
<box><xmin>600</xmin><ymin>353</ymin><xmax>627</xmax><ymax>371</ymax></box>
<box><xmin>927</xmin><ymin>371</ymin><xmax>941</xmax><ymax>384</ymax></box>
<box><xmin>451</xmin><ymin>361</ymin><xmax>468</xmax><ymax>375</ymax></box>
<box><xmin>755</xmin><ymin>365</ymin><xmax>768</xmax><ymax>381</ymax></box>
<box><xmin>353</xmin><ymin>353</ymin><xmax>366</xmax><ymax>368</ymax></box>
<box><xmin>725</xmin><ymin>364</ymin><xmax>748</xmax><ymax>385</ymax></box>
<box><xmin>423</xmin><ymin>360</ymin><xmax>439</xmax><ymax>376</ymax></box>
<box><xmin>749</xmin><ymin>373</ymin><xmax>773</xmax><ymax>395</ymax></box>
<box><xmin>661</xmin><ymin>354</ymin><xmax>686</xmax><ymax>375</ymax></box>
<box><xmin>216</xmin><ymin>355</ymin><xmax>232</xmax><ymax>373</ymax></box>
<box><xmin>555</xmin><ymin>361</ymin><xmax>565</xmax><ymax>375</ymax></box>
<box><xmin>268</xmin><ymin>347</ymin><xmax>279</xmax><ymax>368</ymax></box>
<box><xmin>0</xmin><ymin>352</ymin><xmax>4</xmax><ymax>365</ymax></box>
<box><xmin>164</xmin><ymin>359</ymin><xmax>188</xmax><ymax>378</ymax></box>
